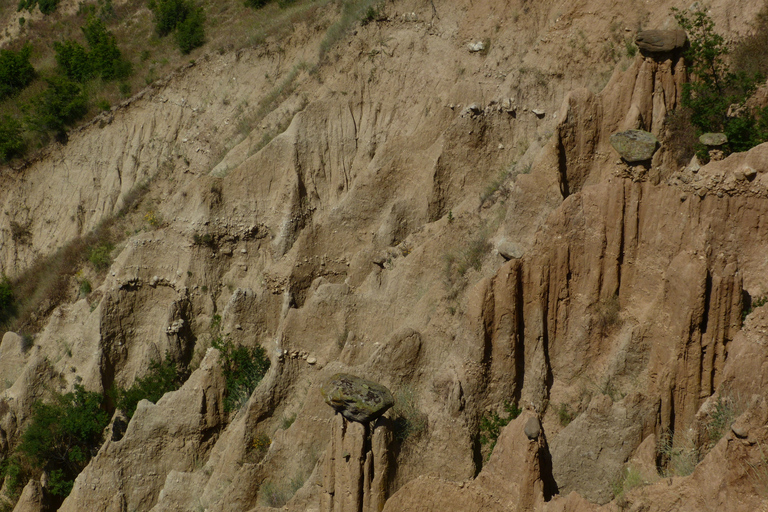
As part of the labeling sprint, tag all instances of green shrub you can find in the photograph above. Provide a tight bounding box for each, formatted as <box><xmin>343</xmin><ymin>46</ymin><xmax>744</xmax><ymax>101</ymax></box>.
<box><xmin>0</xmin><ymin>275</ymin><xmax>16</xmax><ymax>326</ymax></box>
<box><xmin>706</xmin><ymin>395</ymin><xmax>738</xmax><ymax>445</ymax></box>
<box><xmin>17</xmin><ymin>0</ymin><xmax>59</xmax><ymax>15</ymax></box>
<box><xmin>25</xmin><ymin>76</ymin><xmax>89</xmax><ymax>139</ymax></box>
<box><xmin>557</xmin><ymin>403</ymin><xmax>575</xmax><ymax>426</ymax></box>
<box><xmin>148</xmin><ymin>0</ymin><xmax>206</xmax><ymax>53</ymax></box>
<box><xmin>672</xmin><ymin>7</ymin><xmax>768</xmax><ymax>157</ymax></box>
<box><xmin>0</xmin><ymin>45</ymin><xmax>35</xmax><ymax>100</ymax></box>
<box><xmin>17</xmin><ymin>385</ymin><xmax>109</xmax><ymax>498</ymax></box>
<box><xmin>82</xmin><ymin>16</ymin><xmax>132</xmax><ymax>80</ymax></box>
<box><xmin>175</xmin><ymin>6</ymin><xmax>205</xmax><ymax>54</ymax></box>
<box><xmin>0</xmin><ymin>115</ymin><xmax>26</xmax><ymax>163</ymax></box>
<box><xmin>212</xmin><ymin>337</ymin><xmax>270</xmax><ymax>412</ymax></box>
<box><xmin>479</xmin><ymin>401</ymin><xmax>522</xmax><ymax>459</ymax></box>
<box><xmin>54</xmin><ymin>40</ymin><xmax>93</xmax><ymax>82</ymax></box>
<box><xmin>87</xmin><ymin>241</ymin><xmax>114</xmax><ymax>270</ymax></box>
<box><xmin>113</xmin><ymin>355</ymin><xmax>183</xmax><ymax>418</ymax></box>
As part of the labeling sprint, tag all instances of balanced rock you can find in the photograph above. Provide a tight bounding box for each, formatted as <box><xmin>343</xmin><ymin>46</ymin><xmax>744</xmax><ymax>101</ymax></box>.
<box><xmin>609</xmin><ymin>129</ymin><xmax>659</xmax><ymax>162</ymax></box>
<box><xmin>321</xmin><ymin>373</ymin><xmax>394</xmax><ymax>423</ymax></box>
<box><xmin>524</xmin><ymin>417</ymin><xmax>541</xmax><ymax>440</ymax></box>
<box><xmin>635</xmin><ymin>30</ymin><xmax>687</xmax><ymax>53</ymax></box>
<box><xmin>699</xmin><ymin>132</ymin><xmax>728</xmax><ymax>146</ymax></box>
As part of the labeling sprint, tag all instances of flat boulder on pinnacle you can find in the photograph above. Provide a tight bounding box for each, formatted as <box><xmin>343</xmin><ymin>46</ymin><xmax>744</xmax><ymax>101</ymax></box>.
<box><xmin>635</xmin><ymin>29</ymin><xmax>687</xmax><ymax>53</ymax></box>
<box><xmin>610</xmin><ymin>129</ymin><xmax>659</xmax><ymax>162</ymax></box>
<box><xmin>321</xmin><ymin>373</ymin><xmax>394</xmax><ymax>422</ymax></box>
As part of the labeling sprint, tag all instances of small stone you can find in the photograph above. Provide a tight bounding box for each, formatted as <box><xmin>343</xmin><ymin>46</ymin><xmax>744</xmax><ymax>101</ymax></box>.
<box><xmin>743</xmin><ymin>166</ymin><xmax>757</xmax><ymax>180</ymax></box>
<box><xmin>467</xmin><ymin>41</ymin><xmax>485</xmax><ymax>53</ymax></box>
<box><xmin>497</xmin><ymin>239</ymin><xmax>523</xmax><ymax>260</ymax></box>
<box><xmin>699</xmin><ymin>132</ymin><xmax>728</xmax><ymax>146</ymax></box>
<box><xmin>524</xmin><ymin>417</ymin><xmax>541</xmax><ymax>440</ymax></box>
<box><xmin>609</xmin><ymin>130</ymin><xmax>659</xmax><ymax>162</ymax></box>
<box><xmin>731</xmin><ymin>423</ymin><xmax>749</xmax><ymax>439</ymax></box>
<box><xmin>320</xmin><ymin>373</ymin><xmax>394</xmax><ymax>423</ymax></box>
<box><xmin>307</xmin><ymin>356</ymin><xmax>317</xmax><ymax>365</ymax></box>
<box><xmin>235</xmin><ymin>324</ymin><xmax>242</xmax><ymax>330</ymax></box>
<box><xmin>532</xmin><ymin>109</ymin><xmax>545</xmax><ymax>117</ymax></box>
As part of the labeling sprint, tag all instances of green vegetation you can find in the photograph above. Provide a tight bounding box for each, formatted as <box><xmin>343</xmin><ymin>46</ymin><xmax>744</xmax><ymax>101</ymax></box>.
<box><xmin>319</xmin><ymin>0</ymin><xmax>383</xmax><ymax>59</ymax></box>
<box><xmin>148</xmin><ymin>0</ymin><xmax>206</xmax><ymax>54</ymax></box>
<box><xmin>212</xmin><ymin>337</ymin><xmax>270</xmax><ymax>412</ymax></box>
<box><xmin>611</xmin><ymin>466</ymin><xmax>645</xmax><ymax>501</ymax></box>
<box><xmin>0</xmin><ymin>45</ymin><xmax>35</xmax><ymax>100</ymax></box>
<box><xmin>743</xmin><ymin>294</ymin><xmax>768</xmax><ymax>323</ymax></box>
<box><xmin>672</xmin><ymin>7</ymin><xmax>768</xmax><ymax>158</ymax></box>
<box><xmin>706</xmin><ymin>395</ymin><xmax>738</xmax><ymax>446</ymax></box>
<box><xmin>17</xmin><ymin>385</ymin><xmax>109</xmax><ymax>499</ymax></box>
<box><xmin>259</xmin><ymin>475</ymin><xmax>304</xmax><ymax>507</ymax></box>
<box><xmin>0</xmin><ymin>275</ymin><xmax>16</xmax><ymax>326</ymax></box>
<box><xmin>390</xmin><ymin>387</ymin><xmax>428</xmax><ymax>441</ymax></box>
<box><xmin>25</xmin><ymin>76</ymin><xmax>89</xmax><ymax>140</ymax></box>
<box><xmin>54</xmin><ymin>16</ymin><xmax>132</xmax><ymax>82</ymax></box>
<box><xmin>0</xmin><ymin>115</ymin><xmax>25</xmax><ymax>163</ymax></box>
<box><xmin>17</xmin><ymin>0</ymin><xmax>60</xmax><ymax>15</ymax></box>
<box><xmin>658</xmin><ymin>430</ymin><xmax>699</xmax><ymax>477</ymax></box>
<box><xmin>112</xmin><ymin>355</ymin><xmax>183</xmax><ymax>418</ymax></box>
<box><xmin>557</xmin><ymin>403</ymin><xmax>575</xmax><ymax>426</ymax></box>
<box><xmin>479</xmin><ymin>401</ymin><xmax>522</xmax><ymax>459</ymax></box>
<box><xmin>87</xmin><ymin>241</ymin><xmax>114</xmax><ymax>271</ymax></box>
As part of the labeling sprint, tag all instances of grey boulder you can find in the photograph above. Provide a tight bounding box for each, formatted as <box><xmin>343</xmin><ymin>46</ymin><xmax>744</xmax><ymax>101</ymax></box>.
<box><xmin>635</xmin><ymin>30</ymin><xmax>687</xmax><ymax>53</ymax></box>
<box><xmin>610</xmin><ymin>130</ymin><xmax>659</xmax><ymax>162</ymax></box>
<box><xmin>321</xmin><ymin>373</ymin><xmax>395</xmax><ymax>423</ymax></box>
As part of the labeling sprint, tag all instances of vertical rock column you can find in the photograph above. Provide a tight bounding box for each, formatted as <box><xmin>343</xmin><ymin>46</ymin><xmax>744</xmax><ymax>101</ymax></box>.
<box><xmin>321</xmin><ymin>415</ymin><xmax>391</xmax><ymax>512</ymax></box>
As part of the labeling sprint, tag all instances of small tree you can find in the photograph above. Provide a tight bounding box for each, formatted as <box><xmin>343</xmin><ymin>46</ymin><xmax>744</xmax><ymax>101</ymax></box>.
<box><xmin>0</xmin><ymin>44</ymin><xmax>36</xmax><ymax>100</ymax></box>
<box><xmin>113</xmin><ymin>356</ymin><xmax>183</xmax><ymax>418</ymax></box>
<box><xmin>212</xmin><ymin>337</ymin><xmax>270</xmax><ymax>412</ymax></box>
<box><xmin>148</xmin><ymin>0</ymin><xmax>206</xmax><ymax>53</ymax></box>
<box><xmin>17</xmin><ymin>385</ymin><xmax>109</xmax><ymax>498</ymax></box>
<box><xmin>0</xmin><ymin>116</ymin><xmax>26</xmax><ymax>163</ymax></box>
<box><xmin>672</xmin><ymin>7</ymin><xmax>768</xmax><ymax>155</ymax></box>
<box><xmin>26</xmin><ymin>76</ymin><xmax>88</xmax><ymax>139</ymax></box>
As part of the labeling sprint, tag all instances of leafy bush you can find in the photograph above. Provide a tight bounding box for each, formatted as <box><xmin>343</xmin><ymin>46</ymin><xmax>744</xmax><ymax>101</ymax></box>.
<box><xmin>479</xmin><ymin>401</ymin><xmax>522</xmax><ymax>459</ymax></box>
<box><xmin>25</xmin><ymin>76</ymin><xmax>89</xmax><ymax>139</ymax></box>
<box><xmin>657</xmin><ymin>429</ymin><xmax>699</xmax><ymax>477</ymax></box>
<box><xmin>706</xmin><ymin>395</ymin><xmax>738</xmax><ymax>446</ymax></box>
<box><xmin>87</xmin><ymin>241</ymin><xmax>114</xmax><ymax>270</ymax></box>
<box><xmin>54</xmin><ymin>40</ymin><xmax>93</xmax><ymax>82</ymax></box>
<box><xmin>672</xmin><ymin>7</ymin><xmax>768</xmax><ymax>157</ymax></box>
<box><xmin>0</xmin><ymin>116</ymin><xmax>25</xmax><ymax>163</ymax></box>
<box><xmin>213</xmin><ymin>337</ymin><xmax>270</xmax><ymax>412</ymax></box>
<box><xmin>82</xmin><ymin>16</ymin><xmax>132</xmax><ymax>80</ymax></box>
<box><xmin>55</xmin><ymin>17</ymin><xmax>131</xmax><ymax>82</ymax></box>
<box><xmin>557</xmin><ymin>403</ymin><xmax>575</xmax><ymax>426</ymax></box>
<box><xmin>17</xmin><ymin>0</ymin><xmax>59</xmax><ymax>15</ymax></box>
<box><xmin>113</xmin><ymin>355</ymin><xmax>183</xmax><ymax>418</ymax></box>
<box><xmin>0</xmin><ymin>45</ymin><xmax>35</xmax><ymax>100</ymax></box>
<box><xmin>17</xmin><ymin>385</ymin><xmax>109</xmax><ymax>498</ymax></box>
<box><xmin>175</xmin><ymin>6</ymin><xmax>205</xmax><ymax>54</ymax></box>
<box><xmin>148</xmin><ymin>0</ymin><xmax>206</xmax><ymax>53</ymax></box>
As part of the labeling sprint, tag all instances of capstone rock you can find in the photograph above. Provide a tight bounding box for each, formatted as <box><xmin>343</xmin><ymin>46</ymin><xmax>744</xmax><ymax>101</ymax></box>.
<box><xmin>321</xmin><ymin>373</ymin><xmax>394</xmax><ymax>423</ymax></box>
<box><xmin>609</xmin><ymin>129</ymin><xmax>659</xmax><ymax>162</ymax></box>
<box><xmin>635</xmin><ymin>30</ymin><xmax>687</xmax><ymax>53</ymax></box>
<box><xmin>699</xmin><ymin>132</ymin><xmax>728</xmax><ymax>146</ymax></box>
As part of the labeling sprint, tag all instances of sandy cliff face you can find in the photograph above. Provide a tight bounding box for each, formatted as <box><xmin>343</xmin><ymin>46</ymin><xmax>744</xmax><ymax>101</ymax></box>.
<box><xmin>2</xmin><ymin>0</ymin><xmax>768</xmax><ymax>511</ymax></box>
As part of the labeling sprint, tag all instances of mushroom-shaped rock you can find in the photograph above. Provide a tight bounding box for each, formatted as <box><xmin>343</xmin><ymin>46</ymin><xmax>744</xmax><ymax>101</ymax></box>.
<box><xmin>609</xmin><ymin>129</ymin><xmax>659</xmax><ymax>162</ymax></box>
<box><xmin>321</xmin><ymin>373</ymin><xmax>394</xmax><ymax>423</ymax></box>
<box><xmin>635</xmin><ymin>30</ymin><xmax>687</xmax><ymax>53</ymax></box>
<box><xmin>699</xmin><ymin>132</ymin><xmax>728</xmax><ymax>146</ymax></box>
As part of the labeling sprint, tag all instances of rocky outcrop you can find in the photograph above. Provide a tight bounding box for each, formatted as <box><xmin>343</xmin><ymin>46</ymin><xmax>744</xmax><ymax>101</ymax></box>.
<box><xmin>320</xmin><ymin>415</ymin><xmax>391</xmax><ymax>512</ymax></box>
<box><xmin>381</xmin><ymin>411</ymin><xmax>556</xmax><ymax>511</ymax></box>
